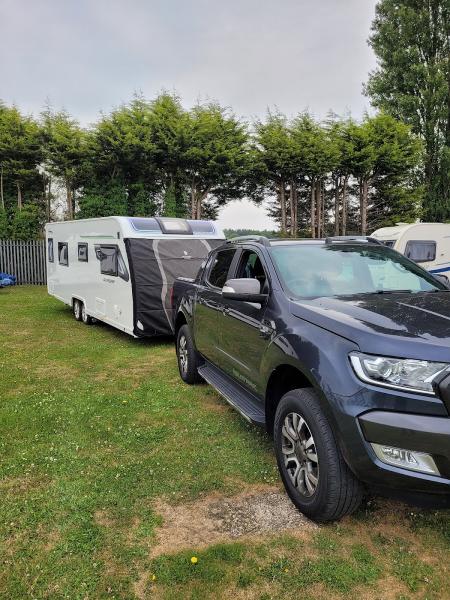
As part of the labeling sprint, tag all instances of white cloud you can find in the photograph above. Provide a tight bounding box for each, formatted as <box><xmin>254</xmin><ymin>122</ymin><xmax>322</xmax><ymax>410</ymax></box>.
<box><xmin>217</xmin><ymin>199</ymin><xmax>277</xmax><ymax>231</ymax></box>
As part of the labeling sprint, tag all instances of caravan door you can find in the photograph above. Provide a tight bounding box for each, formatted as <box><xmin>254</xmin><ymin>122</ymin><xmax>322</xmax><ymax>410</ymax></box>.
<box><xmin>94</xmin><ymin>244</ymin><xmax>132</xmax><ymax>331</ymax></box>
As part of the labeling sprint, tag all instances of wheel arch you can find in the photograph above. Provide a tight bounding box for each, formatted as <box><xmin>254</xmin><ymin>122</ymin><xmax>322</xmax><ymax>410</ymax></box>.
<box><xmin>174</xmin><ymin>310</ymin><xmax>188</xmax><ymax>336</ymax></box>
<box><xmin>264</xmin><ymin>363</ymin><xmax>335</xmax><ymax>435</ymax></box>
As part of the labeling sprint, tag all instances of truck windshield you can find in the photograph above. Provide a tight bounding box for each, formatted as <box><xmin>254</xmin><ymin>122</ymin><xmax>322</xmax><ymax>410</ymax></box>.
<box><xmin>270</xmin><ymin>244</ymin><xmax>444</xmax><ymax>299</ymax></box>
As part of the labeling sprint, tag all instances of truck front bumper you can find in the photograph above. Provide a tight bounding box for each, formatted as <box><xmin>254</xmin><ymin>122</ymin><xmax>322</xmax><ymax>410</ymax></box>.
<box><xmin>356</xmin><ymin>410</ymin><xmax>450</xmax><ymax>497</ymax></box>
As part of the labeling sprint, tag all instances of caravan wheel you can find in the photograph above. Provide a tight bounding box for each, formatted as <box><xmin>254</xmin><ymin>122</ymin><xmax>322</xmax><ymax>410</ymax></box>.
<box><xmin>73</xmin><ymin>300</ymin><xmax>82</xmax><ymax>321</ymax></box>
<box><xmin>81</xmin><ymin>303</ymin><xmax>92</xmax><ymax>325</ymax></box>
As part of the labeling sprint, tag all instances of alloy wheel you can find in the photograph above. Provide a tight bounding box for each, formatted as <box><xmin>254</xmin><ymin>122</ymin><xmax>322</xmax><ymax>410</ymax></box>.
<box><xmin>178</xmin><ymin>335</ymin><xmax>188</xmax><ymax>375</ymax></box>
<box><xmin>74</xmin><ymin>301</ymin><xmax>81</xmax><ymax>320</ymax></box>
<box><xmin>281</xmin><ymin>412</ymin><xmax>319</xmax><ymax>497</ymax></box>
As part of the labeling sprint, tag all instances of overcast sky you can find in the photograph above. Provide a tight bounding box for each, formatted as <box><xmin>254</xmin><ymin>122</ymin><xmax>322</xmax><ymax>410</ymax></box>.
<box><xmin>1</xmin><ymin>0</ymin><xmax>378</xmax><ymax>229</ymax></box>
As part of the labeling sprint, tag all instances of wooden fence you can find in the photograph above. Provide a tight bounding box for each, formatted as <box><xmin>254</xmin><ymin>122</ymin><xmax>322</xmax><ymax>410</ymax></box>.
<box><xmin>0</xmin><ymin>240</ymin><xmax>46</xmax><ymax>284</ymax></box>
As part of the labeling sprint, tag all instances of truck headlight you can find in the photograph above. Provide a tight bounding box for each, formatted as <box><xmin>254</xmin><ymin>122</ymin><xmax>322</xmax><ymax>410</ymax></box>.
<box><xmin>350</xmin><ymin>353</ymin><xmax>447</xmax><ymax>395</ymax></box>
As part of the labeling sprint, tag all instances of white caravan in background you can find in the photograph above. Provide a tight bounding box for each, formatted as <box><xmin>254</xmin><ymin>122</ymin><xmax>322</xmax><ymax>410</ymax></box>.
<box><xmin>371</xmin><ymin>222</ymin><xmax>450</xmax><ymax>276</ymax></box>
<box><xmin>45</xmin><ymin>216</ymin><xmax>225</xmax><ymax>337</ymax></box>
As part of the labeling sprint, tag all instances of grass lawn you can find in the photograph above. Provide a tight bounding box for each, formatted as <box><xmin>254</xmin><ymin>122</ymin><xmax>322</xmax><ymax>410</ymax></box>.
<box><xmin>0</xmin><ymin>286</ymin><xmax>449</xmax><ymax>600</ymax></box>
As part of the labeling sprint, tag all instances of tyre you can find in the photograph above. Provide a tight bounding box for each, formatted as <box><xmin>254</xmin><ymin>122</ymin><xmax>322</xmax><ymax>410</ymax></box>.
<box><xmin>81</xmin><ymin>302</ymin><xmax>92</xmax><ymax>325</ymax></box>
<box><xmin>176</xmin><ymin>324</ymin><xmax>202</xmax><ymax>384</ymax></box>
<box><xmin>274</xmin><ymin>388</ymin><xmax>363</xmax><ymax>522</ymax></box>
<box><xmin>73</xmin><ymin>299</ymin><xmax>82</xmax><ymax>321</ymax></box>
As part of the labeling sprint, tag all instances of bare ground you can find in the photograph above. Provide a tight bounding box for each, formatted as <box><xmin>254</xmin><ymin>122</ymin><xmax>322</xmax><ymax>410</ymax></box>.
<box><xmin>150</xmin><ymin>485</ymin><xmax>317</xmax><ymax>557</ymax></box>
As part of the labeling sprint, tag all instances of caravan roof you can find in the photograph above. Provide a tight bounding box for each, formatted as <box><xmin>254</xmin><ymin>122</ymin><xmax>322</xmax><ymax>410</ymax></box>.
<box><xmin>45</xmin><ymin>216</ymin><xmax>224</xmax><ymax>240</ymax></box>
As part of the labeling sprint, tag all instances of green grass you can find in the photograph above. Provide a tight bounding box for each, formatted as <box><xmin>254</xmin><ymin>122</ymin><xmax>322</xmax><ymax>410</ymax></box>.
<box><xmin>1</xmin><ymin>287</ymin><xmax>449</xmax><ymax>599</ymax></box>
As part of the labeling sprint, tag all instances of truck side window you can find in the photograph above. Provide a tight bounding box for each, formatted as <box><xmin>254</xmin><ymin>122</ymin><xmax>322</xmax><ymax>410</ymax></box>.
<box><xmin>58</xmin><ymin>242</ymin><xmax>68</xmax><ymax>266</ymax></box>
<box><xmin>96</xmin><ymin>245</ymin><xmax>118</xmax><ymax>276</ymax></box>
<box><xmin>236</xmin><ymin>250</ymin><xmax>267</xmax><ymax>292</ymax></box>
<box><xmin>405</xmin><ymin>241</ymin><xmax>436</xmax><ymax>263</ymax></box>
<box><xmin>207</xmin><ymin>249</ymin><xmax>235</xmax><ymax>288</ymax></box>
<box><xmin>78</xmin><ymin>243</ymin><xmax>88</xmax><ymax>262</ymax></box>
<box><xmin>48</xmin><ymin>238</ymin><xmax>54</xmax><ymax>263</ymax></box>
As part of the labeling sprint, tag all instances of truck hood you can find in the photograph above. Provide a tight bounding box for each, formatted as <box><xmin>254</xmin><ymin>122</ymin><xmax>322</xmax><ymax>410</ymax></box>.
<box><xmin>290</xmin><ymin>292</ymin><xmax>450</xmax><ymax>362</ymax></box>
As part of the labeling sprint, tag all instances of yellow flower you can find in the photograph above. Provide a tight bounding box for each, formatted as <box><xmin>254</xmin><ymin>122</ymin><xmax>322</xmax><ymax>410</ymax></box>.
<box><xmin>151</xmin><ymin>574</ymin><xmax>156</xmax><ymax>582</ymax></box>
<box><xmin>190</xmin><ymin>556</ymin><xmax>198</xmax><ymax>564</ymax></box>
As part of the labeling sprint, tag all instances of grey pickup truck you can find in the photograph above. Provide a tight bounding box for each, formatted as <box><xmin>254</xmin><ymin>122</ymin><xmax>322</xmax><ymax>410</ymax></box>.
<box><xmin>171</xmin><ymin>235</ymin><xmax>450</xmax><ymax>522</ymax></box>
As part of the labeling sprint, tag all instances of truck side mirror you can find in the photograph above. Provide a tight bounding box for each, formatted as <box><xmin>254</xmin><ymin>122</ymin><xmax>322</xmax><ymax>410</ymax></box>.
<box><xmin>433</xmin><ymin>273</ymin><xmax>450</xmax><ymax>289</ymax></box>
<box><xmin>222</xmin><ymin>278</ymin><xmax>268</xmax><ymax>303</ymax></box>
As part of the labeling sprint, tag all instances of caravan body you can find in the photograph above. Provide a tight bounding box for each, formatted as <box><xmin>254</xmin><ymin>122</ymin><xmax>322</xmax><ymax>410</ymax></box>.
<box><xmin>371</xmin><ymin>223</ymin><xmax>450</xmax><ymax>275</ymax></box>
<box><xmin>45</xmin><ymin>216</ymin><xmax>225</xmax><ymax>336</ymax></box>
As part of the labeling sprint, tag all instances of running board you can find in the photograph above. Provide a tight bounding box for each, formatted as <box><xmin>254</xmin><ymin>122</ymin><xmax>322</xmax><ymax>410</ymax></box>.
<box><xmin>198</xmin><ymin>361</ymin><xmax>266</xmax><ymax>426</ymax></box>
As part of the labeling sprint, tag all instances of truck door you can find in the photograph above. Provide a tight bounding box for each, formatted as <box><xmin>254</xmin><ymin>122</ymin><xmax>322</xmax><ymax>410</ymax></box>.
<box><xmin>217</xmin><ymin>248</ymin><xmax>271</xmax><ymax>394</ymax></box>
<box><xmin>194</xmin><ymin>247</ymin><xmax>237</xmax><ymax>364</ymax></box>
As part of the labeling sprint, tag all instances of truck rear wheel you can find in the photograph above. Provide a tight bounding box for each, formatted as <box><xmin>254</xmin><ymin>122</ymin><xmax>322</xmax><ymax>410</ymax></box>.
<box><xmin>176</xmin><ymin>324</ymin><xmax>202</xmax><ymax>384</ymax></box>
<box><xmin>274</xmin><ymin>388</ymin><xmax>363</xmax><ymax>522</ymax></box>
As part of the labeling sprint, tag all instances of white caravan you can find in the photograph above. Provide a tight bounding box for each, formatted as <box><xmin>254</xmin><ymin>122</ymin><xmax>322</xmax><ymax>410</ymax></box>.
<box><xmin>45</xmin><ymin>216</ymin><xmax>225</xmax><ymax>336</ymax></box>
<box><xmin>371</xmin><ymin>222</ymin><xmax>450</xmax><ymax>276</ymax></box>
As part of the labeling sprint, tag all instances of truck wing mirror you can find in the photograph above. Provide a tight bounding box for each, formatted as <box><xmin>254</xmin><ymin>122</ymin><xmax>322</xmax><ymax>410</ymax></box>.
<box><xmin>433</xmin><ymin>273</ymin><xmax>450</xmax><ymax>289</ymax></box>
<box><xmin>222</xmin><ymin>278</ymin><xmax>268</xmax><ymax>303</ymax></box>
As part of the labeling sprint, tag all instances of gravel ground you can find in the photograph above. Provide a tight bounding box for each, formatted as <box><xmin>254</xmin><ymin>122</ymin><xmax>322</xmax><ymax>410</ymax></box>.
<box><xmin>151</xmin><ymin>487</ymin><xmax>316</xmax><ymax>556</ymax></box>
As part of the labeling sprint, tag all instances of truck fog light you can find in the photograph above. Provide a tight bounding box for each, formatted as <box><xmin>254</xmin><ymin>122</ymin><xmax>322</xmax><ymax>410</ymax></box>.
<box><xmin>371</xmin><ymin>443</ymin><xmax>440</xmax><ymax>476</ymax></box>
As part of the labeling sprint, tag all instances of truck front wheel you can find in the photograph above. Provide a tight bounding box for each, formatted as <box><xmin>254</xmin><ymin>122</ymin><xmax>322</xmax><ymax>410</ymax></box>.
<box><xmin>274</xmin><ymin>388</ymin><xmax>363</xmax><ymax>522</ymax></box>
<box><xmin>176</xmin><ymin>324</ymin><xmax>202</xmax><ymax>384</ymax></box>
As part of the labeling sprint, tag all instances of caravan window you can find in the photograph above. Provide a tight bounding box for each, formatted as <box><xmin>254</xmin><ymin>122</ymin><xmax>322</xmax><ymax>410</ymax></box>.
<box><xmin>117</xmin><ymin>253</ymin><xmax>129</xmax><ymax>281</ymax></box>
<box><xmin>78</xmin><ymin>243</ymin><xmax>88</xmax><ymax>262</ymax></box>
<box><xmin>405</xmin><ymin>240</ymin><xmax>436</xmax><ymax>263</ymax></box>
<box><xmin>96</xmin><ymin>245</ymin><xmax>118</xmax><ymax>276</ymax></box>
<box><xmin>58</xmin><ymin>242</ymin><xmax>68</xmax><ymax>266</ymax></box>
<box><xmin>48</xmin><ymin>238</ymin><xmax>54</xmax><ymax>262</ymax></box>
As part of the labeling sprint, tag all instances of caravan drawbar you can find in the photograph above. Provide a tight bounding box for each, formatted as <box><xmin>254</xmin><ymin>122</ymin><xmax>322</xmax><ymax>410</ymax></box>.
<box><xmin>45</xmin><ymin>216</ymin><xmax>225</xmax><ymax>337</ymax></box>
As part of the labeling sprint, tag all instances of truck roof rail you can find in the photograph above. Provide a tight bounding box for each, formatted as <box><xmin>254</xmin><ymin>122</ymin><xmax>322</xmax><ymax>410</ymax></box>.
<box><xmin>227</xmin><ymin>235</ymin><xmax>272</xmax><ymax>247</ymax></box>
<box><xmin>325</xmin><ymin>235</ymin><xmax>383</xmax><ymax>246</ymax></box>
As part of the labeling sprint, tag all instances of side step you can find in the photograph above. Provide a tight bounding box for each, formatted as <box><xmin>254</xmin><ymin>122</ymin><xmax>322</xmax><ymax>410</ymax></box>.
<box><xmin>198</xmin><ymin>361</ymin><xmax>266</xmax><ymax>427</ymax></box>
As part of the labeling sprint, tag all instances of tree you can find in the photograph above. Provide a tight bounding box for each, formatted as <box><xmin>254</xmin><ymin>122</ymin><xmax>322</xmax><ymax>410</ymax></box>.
<box><xmin>291</xmin><ymin>113</ymin><xmax>339</xmax><ymax>237</ymax></box>
<box><xmin>9</xmin><ymin>204</ymin><xmax>44</xmax><ymax>240</ymax></box>
<box><xmin>42</xmin><ymin>108</ymin><xmax>86</xmax><ymax>219</ymax></box>
<box><xmin>149</xmin><ymin>93</ymin><xmax>188</xmax><ymax>217</ymax></box>
<box><xmin>252</xmin><ymin>112</ymin><xmax>295</xmax><ymax>234</ymax></box>
<box><xmin>0</xmin><ymin>208</ymin><xmax>8</xmax><ymax>237</ymax></box>
<box><xmin>365</xmin><ymin>0</ymin><xmax>450</xmax><ymax>220</ymax></box>
<box><xmin>0</xmin><ymin>103</ymin><xmax>42</xmax><ymax>212</ymax></box>
<box><xmin>367</xmin><ymin>113</ymin><xmax>423</xmax><ymax>229</ymax></box>
<box><xmin>83</xmin><ymin>97</ymin><xmax>160</xmax><ymax>217</ymax></box>
<box><xmin>184</xmin><ymin>103</ymin><xmax>249</xmax><ymax>219</ymax></box>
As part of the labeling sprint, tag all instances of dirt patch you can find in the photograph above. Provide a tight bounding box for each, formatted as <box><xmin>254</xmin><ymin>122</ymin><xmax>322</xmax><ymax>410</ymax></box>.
<box><xmin>43</xmin><ymin>529</ymin><xmax>61</xmax><ymax>553</ymax></box>
<box><xmin>150</xmin><ymin>486</ymin><xmax>317</xmax><ymax>557</ymax></box>
<box><xmin>35</xmin><ymin>362</ymin><xmax>80</xmax><ymax>381</ymax></box>
<box><xmin>94</xmin><ymin>509</ymin><xmax>115</xmax><ymax>529</ymax></box>
<box><xmin>0</xmin><ymin>475</ymin><xmax>50</xmax><ymax>496</ymax></box>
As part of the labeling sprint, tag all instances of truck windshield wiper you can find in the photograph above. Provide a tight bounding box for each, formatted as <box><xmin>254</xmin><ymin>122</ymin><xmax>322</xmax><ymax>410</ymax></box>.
<box><xmin>375</xmin><ymin>289</ymin><xmax>414</xmax><ymax>294</ymax></box>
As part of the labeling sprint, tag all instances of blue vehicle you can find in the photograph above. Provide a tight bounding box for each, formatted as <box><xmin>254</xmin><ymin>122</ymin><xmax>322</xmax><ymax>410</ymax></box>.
<box><xmin>0</xmin><ymin>272</ymin><xmax>16</xmax><ymax>287</ymax></box>
<box><xmin>172</xmin><ymin>235</ymin><xmax>450</xmax><ymax>522</ymax></box>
